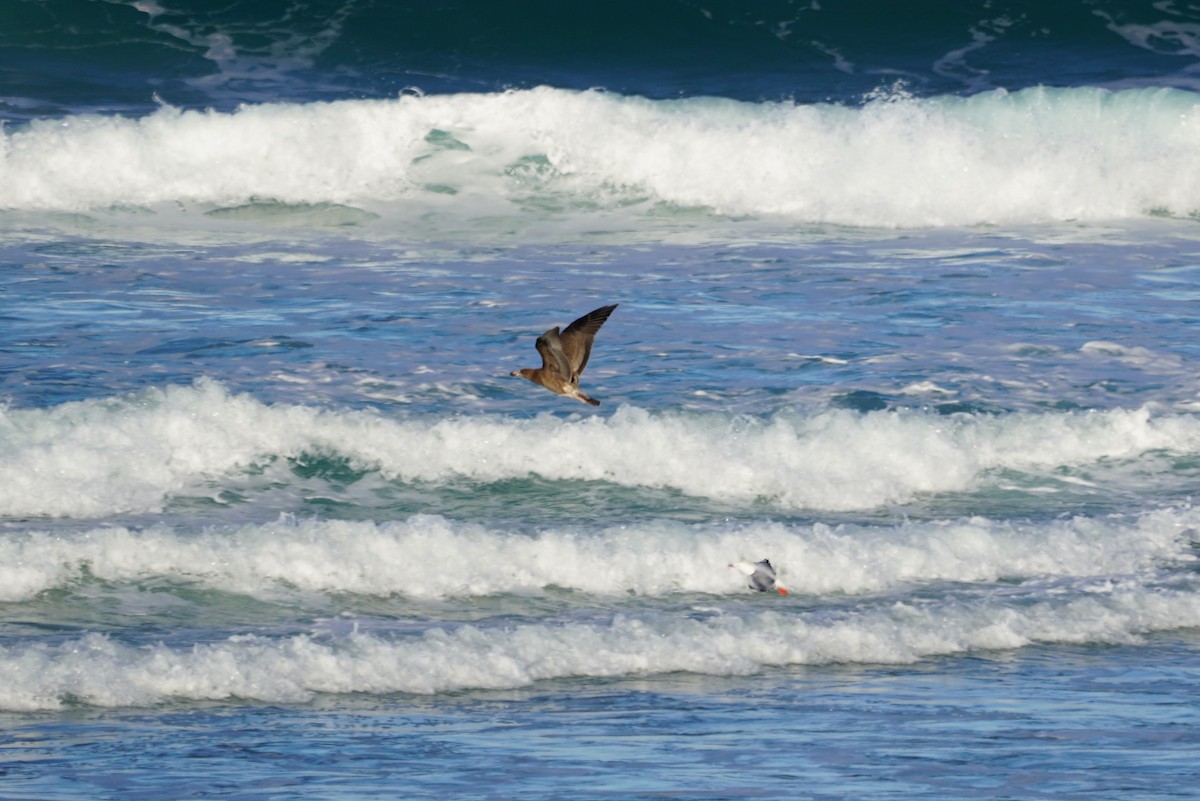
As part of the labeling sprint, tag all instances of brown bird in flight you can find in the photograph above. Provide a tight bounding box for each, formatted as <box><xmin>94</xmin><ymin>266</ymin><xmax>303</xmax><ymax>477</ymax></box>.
<box><xmin>510</xmin><ymin>304</ymin><xmax>618</xmax><ymax>406</ymax></box>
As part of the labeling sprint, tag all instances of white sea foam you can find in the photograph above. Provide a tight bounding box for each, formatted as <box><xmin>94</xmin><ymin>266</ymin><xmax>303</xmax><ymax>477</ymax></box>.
<box><xmin>3</xmin><ymin>86</ymin><xmax>1200</xmax><ymax>227</ymax></box>
<box><xmin>1</xmin><ymin>507</ymin><xmax>1194</xmax><ymax>603</ymax></box>
<box><xmin>3</xmin><ymin>581</ymin><xmax>1198</xmax><ymax>710</ymax></box>
<box><xmin>4</xmin><ymin>380</ymin><xmax>1200</xmax><ymax>518</ymax></box>
<box><xmin>1081</xmin><ymin>340</ymin><xmax>1184</xmax><ymax>372</ymax></box>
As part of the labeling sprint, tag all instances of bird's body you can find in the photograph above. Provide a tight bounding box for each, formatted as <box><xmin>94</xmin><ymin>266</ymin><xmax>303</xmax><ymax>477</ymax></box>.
<box><xmin>730</xmin><ymin>559</ymin><xmax>789</xmax><ymax>596</ymax></box>
<box><xmin>511</xmin><ymin>304</ymin><xmax>617</xmax><ymax>406</ymax></box>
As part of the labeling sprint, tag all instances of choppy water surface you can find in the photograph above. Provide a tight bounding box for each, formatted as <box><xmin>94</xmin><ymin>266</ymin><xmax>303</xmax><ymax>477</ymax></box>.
<box><xmin>5</xmin><ymin>1</ymin><xmax>1200</xmax><ymax>798</ymax></box>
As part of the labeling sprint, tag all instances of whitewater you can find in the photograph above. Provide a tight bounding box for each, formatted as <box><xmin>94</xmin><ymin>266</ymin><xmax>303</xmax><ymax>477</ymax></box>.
<box><xmin>4</xmin><ymin>380</ymin><xmax>1200</xmax><ymax>520</ymax></box>
<box><xmin>5</xmin><ymin>85</ymin><xmax>1200</xmax><ymax>228</ymax></box>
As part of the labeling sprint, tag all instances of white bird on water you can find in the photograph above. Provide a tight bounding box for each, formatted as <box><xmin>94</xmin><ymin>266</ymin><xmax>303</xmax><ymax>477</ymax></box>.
<box><xmin>729</xmin><ymin>559</ymin><xmax>789</xmax><ymax>596</ymax></box>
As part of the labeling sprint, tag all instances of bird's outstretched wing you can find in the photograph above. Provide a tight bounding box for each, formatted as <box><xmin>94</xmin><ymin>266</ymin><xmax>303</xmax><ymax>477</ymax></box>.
<box><xmin>535</xmin><ymin>327</ymin><xmax>572</xmax><ymax>379</ymax></box>
<box><xmin>559</xmin><ymin>304</ymin><xmax>618</xmax><ymax>377</ymax></box>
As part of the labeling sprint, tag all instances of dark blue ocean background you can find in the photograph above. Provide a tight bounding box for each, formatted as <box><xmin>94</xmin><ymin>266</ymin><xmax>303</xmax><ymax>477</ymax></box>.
<box><xmin>4</xmin><ymin>2</ymin><xmax>1200</xmax><ymax>799</ymax></box>
<box><xmin>6</xmin><ymin>0</ymin><xmax>1200</xmax><ymax>119</ymax></box>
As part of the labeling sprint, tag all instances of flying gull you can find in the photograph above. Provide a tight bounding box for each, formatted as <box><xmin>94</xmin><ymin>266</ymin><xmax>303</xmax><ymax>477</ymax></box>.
<box><xmin>729</xmin><ymin>559</ymin><xmax>789</xmax><ymax>596</ymax></box>
<box><xmin>510</xmin><ymin>304</ymin><xmax>618</xmax><ymax>406</ymax></box>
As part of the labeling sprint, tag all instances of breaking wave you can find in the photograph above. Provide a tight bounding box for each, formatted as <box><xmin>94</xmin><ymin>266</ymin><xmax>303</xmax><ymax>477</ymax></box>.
<box><xmin>3</xmin><ymin>380</ymin><xmax>1200</xmax><ymax>518</ymax></box>
<box><xmin>5</xmin><ymin>86</ymin><xmax>1200</xmax><ymax>228</ymax></box>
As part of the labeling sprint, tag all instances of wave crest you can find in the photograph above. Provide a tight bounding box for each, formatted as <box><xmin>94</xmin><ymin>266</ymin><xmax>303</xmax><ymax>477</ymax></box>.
<box><xmin>4</xmin><ymin>582</ymin><xmax>1197</xmax><ymax>710</ymax></box>
<box><xmin>1</xmin><ymin>507</ymin><xmax>1194</xmax><ymax>602</ymax></box>
<box><xmin>3</xmin><ymin>381</ymin><xmax>1200</xmax><ymax>518</ymax></box>
<box><xmin>5</xmin><ymin>86</ymin><xmax>1200</xmax><ymax>228</ymax></box>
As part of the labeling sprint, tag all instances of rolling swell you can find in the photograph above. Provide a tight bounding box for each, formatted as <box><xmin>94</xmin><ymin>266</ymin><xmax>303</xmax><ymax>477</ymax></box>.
<box><xmin>5</xmin><ymin>580</ymin><xmax>1200</xmax><ymax>709</ymax></box>
<box><xmin>4</xmin><ymin>0</ymin><xmax>1200</xmax><ymax>119</ymax></box>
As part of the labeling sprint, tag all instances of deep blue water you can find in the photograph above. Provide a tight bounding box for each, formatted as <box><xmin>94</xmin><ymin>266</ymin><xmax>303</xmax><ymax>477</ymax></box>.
<box><xmin>3</xmin><ymin>2</ymin><xmax>1200</xmax><ymax>799</ymax></box>
<box><xmin>5</xmin><ymin>0</ymin><xmax>1200</xmax><ymax>117</ymax></box>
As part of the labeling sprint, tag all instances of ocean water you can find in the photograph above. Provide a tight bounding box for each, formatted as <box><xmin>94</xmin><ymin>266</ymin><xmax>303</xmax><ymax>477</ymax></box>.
<box><xmin>4</xmin><ymin>1</ymin><xmax>1200</xmax><ymax>798</ymax></box>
